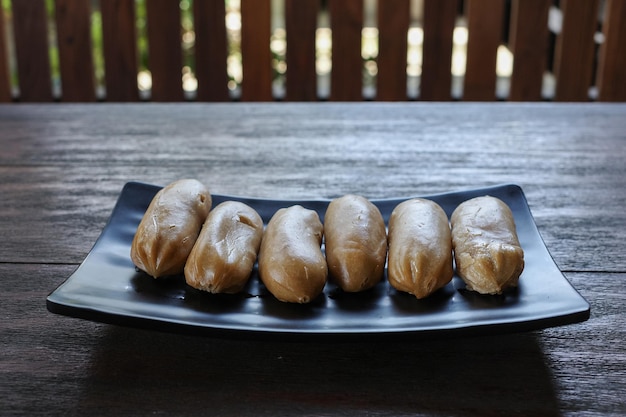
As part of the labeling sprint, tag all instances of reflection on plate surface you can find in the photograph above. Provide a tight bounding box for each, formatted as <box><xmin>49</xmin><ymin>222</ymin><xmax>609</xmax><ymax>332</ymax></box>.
<box><xmin>46</xmin><ymin>182</ymin><xmax>590</xmax><ymax>341</ymax></box>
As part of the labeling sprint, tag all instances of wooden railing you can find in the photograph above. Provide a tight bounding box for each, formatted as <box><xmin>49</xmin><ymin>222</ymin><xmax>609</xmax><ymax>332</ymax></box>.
<box><xmin>0</xmin><ymin>0</ymin><xmax>624</xmax><ymax>102</ymax></box>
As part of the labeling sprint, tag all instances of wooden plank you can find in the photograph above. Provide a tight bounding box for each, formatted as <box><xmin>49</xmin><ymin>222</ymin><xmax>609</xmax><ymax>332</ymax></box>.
<box><xmin>1</xmin><ymin>103</ymin><xmax>626</xmax><ymax>416</ymax></box>
<box><xmin>240</xmin><ymin>0</ymin><xmax>272</xmax><ymax>101</ymax></box>
<box><xmin>11</xmin><ymin>0</ymin><xmax>53</xmax><ymax>101</ymax></box>
<box><xmin>0</xmin><ymin>4</ymin><xmax>11</xmax><ymax>101</ymax></box>
<box><xmin>377</xmin><ymin>0</ymin><xmax>410</xmax><ymax>101</ymax></box>
<box><xmin>285</xmin><ymin>0</ymin><xmax>319</xmax><ymax>101</ymax></box>
<box><xmin>2</xmin><ymin>102</ymin><xmax>625</xmax><ymax>269</ymax></box>
<box><xmin>463</xmin><ymin>0</ymin><xmax>504</xmax><ymax>101</ymax></box>
<box><xmin>596</xmin><ymin>0</ymin><xmax>626</xmax><ymax>102</ymax></box>
<box><xmin>508</xmin><ymin>0</ymin><xmax>551</xmax><ymax>101</ymax></box>
<box><xmin>146</xmin><ymin>0</ymin><xmax>183</xmax><ymax>101</ymax></box>
<box><xmin>420</xmin><ymin>0</ymin><xmax>457</xmax><ymax>101</ymax></box>
<box><xmin>329</xmin><ymin>0</ymin><xmax>363</xmax><ymax>101</ymax></box>
<box><xmin>100</xmin><ymin>0</ymin><xmax>139</xmax><ymax>102</ymax></box>
<box><xmin>54</xmin><ymin>0</ymin><xmax>95</xmax><ymax>101</ymax></box>
<box><xmin>194</xmin><ymin>0</ymin><xmax>230</xmax><ymax>101</ymax></box>
<box><xmin>553</xmin><ymin>0</ymin><xmax>600</xmax><ymax>101</ymax></box>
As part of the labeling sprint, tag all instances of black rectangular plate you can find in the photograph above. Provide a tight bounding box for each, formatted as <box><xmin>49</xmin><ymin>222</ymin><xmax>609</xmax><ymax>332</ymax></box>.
<box><xmin>47</xmin><ymin>182</ymin><xmax>590</xmax><ymax>341</ymax></box>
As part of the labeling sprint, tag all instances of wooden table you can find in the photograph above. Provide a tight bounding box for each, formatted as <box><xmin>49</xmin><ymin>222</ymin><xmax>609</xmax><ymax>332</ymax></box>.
<box><xmin>1</xmin><ymin>103</ymin><xmax>624</xmax><ymax>416</ymax></box>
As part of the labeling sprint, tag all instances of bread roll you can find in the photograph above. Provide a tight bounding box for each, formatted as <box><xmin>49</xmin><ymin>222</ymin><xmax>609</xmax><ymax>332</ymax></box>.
<box><xmin>387</xmin><ymin>198</ymin><xmax>453</xmax><ymax>299</ymax></box>
<box><xmin>324</xmin><ymin>194</ymin><xmax>387</xmax><ymax>292</ymax></box>
<box><xmin>131</xmin><ymin>179</ymin><xmax>211</xmax><ymax>278</ymax></box>
<box><xmin>184</xmin><ymin>201</ymin><xmax>263</xmax><ymax>294</ymax></box>
<box><xmin>258</xmin><ymin>205</ymin><xmax>327</xmax><ymax>303</ymax></box>
<box><xmin>451</xmin><ymin>195</ymin><xmax>524</xmax><ymax>294</ymax></box>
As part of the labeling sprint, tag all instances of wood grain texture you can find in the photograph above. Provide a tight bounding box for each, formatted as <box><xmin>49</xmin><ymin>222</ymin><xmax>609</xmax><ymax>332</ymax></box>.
<box><xmin>0</xmin><ymin>5</ymin><xmax>11</xmax><ymax>101</ymax></box>
<box><xmin>240</xmin><ymin>0</ymin><xmax>273</xmax><ymax>101</ymax></box>
<box><xmin>597</xmin><ymin>0</ymin><xmax>626</xmax><ymax>102</ymax></box>
<box><xmin>421</xmin><ymin>0</ymin><xmax>458</xmax><ymax>101</ymax></box>
<box><xmin>463</xmin><ymin>0</ymin><xmax>504</xmax><ymax>101</ymax></box>
<box><xmin>329</xmin><ymin>0</ymin><xmax>363</xmax><ymax>101</ymax></box>
<box><xmin>0</xmin><ymin>103</ymin><xmax>625</xmax><ymax>416</ymax></box>
<box><xmin>100</xmin><ymin>0</ymin><xmax>139</xmax><ymax>102</ymax></box>
<box><xmin>508</xmin><ymin>0</ymin><xmax>551</xmax><ymax>101</ymax></box>
<box><xmin>285</xmin><ymin>0</ymin><xmax>319</xmax><ymax>101</ymax></box>
<box><xmin>54</xmin><ymin>0</ymin><xmax>95</xmax><ymax>101</ymax></box>
<box><xmin>0</xmin><ymin>103</ymin><xmax>624</xmax><ymax>272</ymax></box>
<box><xmin>146</xmin><ymin>0</ymin><xmax>183</xmax><ymax>101</ymax></box>
<box><xmin>11</xmin><ymin>0</ymin><xmax>53</xmax><ymax>101</ymax></box>
<box><xmin>553</xmin><ymin>0</ymin><xmax>600</xmax><ymax>102</ymax></box>
<box><xmin>377</xmin><ymin>0</ymin><xmax>410</xmax><ymax>101</ymax></box>
<box><xmin>194</xmin><ymin>0</ymin><xmax>230</xmax><ymax>101</ymax></box>
<box><xmin>0</xmin><ymin>266</ymin><xmax>623</xmax><ymax>415</ymax></box>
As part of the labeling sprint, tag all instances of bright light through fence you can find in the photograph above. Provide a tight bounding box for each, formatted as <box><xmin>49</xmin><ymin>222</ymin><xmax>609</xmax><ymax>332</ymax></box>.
<box><xmin>496</xmin><ymin>45</ymin><xmax>513</xmax><ymax>78</ymax></box>
<box><xmin>407</xmin><ymin>27</ymin><xmax>423</xmax><ymax>77</ymax></box>
<box><xmin>1</xmin><ymin>0</ymin><xmax>523</xmax><ymax>100</ymax></box>
<box><xmin>316</xmin><ymin>28</ymin><xmax>332</xmax><ymax>75</ymax></box>
<box><xmin>451</xmin><ymin>26</ymin><xmax>468</xmax><ymax>77</ymax></box>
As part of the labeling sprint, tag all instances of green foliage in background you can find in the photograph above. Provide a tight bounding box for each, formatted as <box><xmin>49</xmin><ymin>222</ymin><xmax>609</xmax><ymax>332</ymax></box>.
<box><xmin>0</xmin><ymin>0</ymin><xmax>273</xmax><ymax>96</ymax></box>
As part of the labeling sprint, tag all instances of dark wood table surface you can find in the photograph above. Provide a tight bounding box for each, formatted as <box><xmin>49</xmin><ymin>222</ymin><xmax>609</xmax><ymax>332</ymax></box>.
<box><xmin>1</xmin><ymin>103</ymin><xmax>624</xmax><ymax>416</ymax></box>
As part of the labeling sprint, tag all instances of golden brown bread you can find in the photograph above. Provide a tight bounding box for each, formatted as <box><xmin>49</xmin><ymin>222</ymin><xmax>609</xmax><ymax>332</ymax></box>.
<box><xmin>130</xmin><ymin>179</ymin><xmax>211</xmax><ymax>278</ymax></box>
<box><xmin>387</xmin><ymin>198</ymin><xmax>454</xmax><ymax>299</ymax></box>
<box><xmin>258</xmin><ymin>205</ymin><xmax>327</xmax><ymax>303</ymax></box>
<box><xmin>450</xmin><ymin>195</ymin><xmax>524</xmax><ymax>294</ymax></box>
<box><xmin>324</xmin><ymin>194</ymin><xmax>387</xmax><ymax>292</ymax></box>
<box><xmin>184</xmin><ymin>201</ymin><xmax>263</xmax><ymax>294</ymax></box>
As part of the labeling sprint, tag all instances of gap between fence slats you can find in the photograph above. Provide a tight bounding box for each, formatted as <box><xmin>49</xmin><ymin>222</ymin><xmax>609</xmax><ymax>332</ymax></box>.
<box><xmin>12</xmin><ymin>0</ymin><xmax>53</xmax><ymax>101</ymax></box>
<box><xmin>421</xmin><ymin>0</ymin><xmax>457</xmax><ymax>101</ymax></box>
<box><xmin>597</xmin><ymin>0</ymin><xmax>626</xmax><ymax>102</ymax></box>
<box><xmin>146</xmin><ymin>0</ymin><xmax>184</xmax><ymax>101</ymax></box>
<box><xmin>285</xmin><ymin>0</ymin><xmax>319</xmax><ymax>101</ymax></box>
<box><xmin>329</xmin><ymin>0</ymin><xmax>363</xmax><ymax>101</ymax></box>
<box><xmin>0</xmin><ymin>4</ymin><xmax>11</xmax><ymax>101</ymax></box>
<box><xmin>463</xmin><ymin>0</ymin><xmax>504</xmax><ymax>101</ymax></box>
<box><xmin>377</xmin><ymin>0</ymin><xmax>410</xmax><ymax>101</ymax></box>
<box><xmin>553</xmin><ymin>0</ymin><xmax>600</xmax><ymax>101</ymax></box>
<box><xmin>194</xmin><ymin>0</ymin><xmax>230</xmax><ymax>102</ymax></box>
<box><xmin>101</xmin><ymin>0</ymin><xmax>139</xmax><ymax>102</ymax></box>
<box><xmin>508</xmin><ymin>0</ymin><xmax>550</xmax><ymax>101</ymax></box>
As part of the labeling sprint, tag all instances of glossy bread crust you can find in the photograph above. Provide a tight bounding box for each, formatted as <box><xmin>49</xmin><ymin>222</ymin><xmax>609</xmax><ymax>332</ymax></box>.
<box><xmin>258</xmin><ymin>205</ymin><xmax>327</xmax><ymax>303</ymax></box>
<box><xmin>130</xmin><ymin>179</ymin><xmax>211</xmax><ymax>278</ymax></box>
<box><xmin>451</xmin><ymin>196</ymin><xmax>524</xmax><ymax>294</ymax></box>
<box><xmin>184</xmin><ymin>201</ymin><xmax>263</xmax><ymax>294</ymax></box>
<box><xmin>387</xmin><ymin>198</ymin><xmax>454</xmax><ymax>299</ymax></box>
<box><xmin>324</xmin><ymin>194</ymin><xmax>387</xmax><ymax>292</ymax></box>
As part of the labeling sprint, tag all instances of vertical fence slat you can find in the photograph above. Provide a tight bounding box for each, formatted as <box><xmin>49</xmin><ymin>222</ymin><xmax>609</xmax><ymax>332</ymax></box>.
<box><xmin>101</xmin><ymin>0</ymin><xmax>138</xmax><ymax>101</ymax></box>
<box><xmin>285</xmin><ymin>0</ymin><xmax>319</xmax><ymax>101</ymax></box>
<box><xmin>421</xmin><ymin>0</ymin><xmax>457</xmax><ymax>101</ymax></box>
<box><xmin>240</xmin><ymin>0</ymin><xmax>272</xmax><ymax>101</ymax></box>
<box><xmin>0</xmin><ymin>4</ymin><xmax>11</xmax><ymax>101</ymax></box>
<box><xmin>463</xmin><ymin>0</ymin><xmax>504</xmax><ymax>101</ymax></box>
<box><xmin>194</xmin><ymin>0</ymin><xmax>229</xmax><ymax>101</ymax></box>
<box><xmin>377</xmin><ymin>0</ymin><xmax>410</xmax><ymax>101</ymax></box>
<box><xmin>508</xmin><ymin>0</ymin><xmax>550</xmax><ymax>101</ymax></box>
<box><xmin>146</xmin><ymin>0</ymin><xmax>183</xmax><ymax>101</ymax></box>
<box><xmin>597</xmin><ymin>0</ymin><xmax>626</xmax><ymax>102</ymax></box>
<box><xmin>329</xmin><ymin>0</ymin><xmax>363</xmax><ymax>101</ymax></box>
<box><xmin>54</xmin><ymin>0</ymin><xmax>95</xmax><ymax>101</ymax></box>
<box><xmin>12</xmin><ymin>0</ymin><xmax>52</xmax><ymax>101</ymax></box>
<box><xmin>553</xmin><ymin>0</ymin><xmax>599</xmax><ymax>101</ymax></box>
